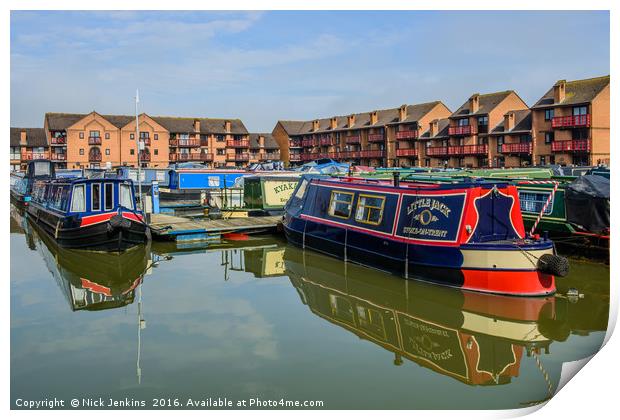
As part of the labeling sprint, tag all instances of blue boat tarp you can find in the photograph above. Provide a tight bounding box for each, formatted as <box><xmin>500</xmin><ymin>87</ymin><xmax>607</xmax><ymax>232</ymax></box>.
<box><xmin>297</xmin><ymin>159</ymin><xmax>349</xmax><ymax>175</ymax></box>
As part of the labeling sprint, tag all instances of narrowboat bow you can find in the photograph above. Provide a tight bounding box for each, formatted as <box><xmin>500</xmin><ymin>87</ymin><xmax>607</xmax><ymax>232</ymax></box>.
<box><xmin>26</xmin><ymin>177</ymin><xmax>149</xmax><ymax>252</ymax></box>
<box><xmin>283</xmin><ymin>175</ymin><xmax>568</xmax><ymax>296</ymax></box>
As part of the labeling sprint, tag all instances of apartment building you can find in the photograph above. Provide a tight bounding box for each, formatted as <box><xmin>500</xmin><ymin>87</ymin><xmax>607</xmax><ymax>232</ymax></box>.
<box><xmin>530</xmin><ymin>76</ymin><xmax>610</xmax><ymax>166</ymax></box>
<box><xmin>487</xmin><ymin>110</ymin><xmax>534</xmax><ymax>168</ymax></box>
<box><xmin>445</xmin><ymin>91</ymin><xmax>529</xmax><ymax>168</ymax></box>
<box><xmin>417</xmin><ymin>118</ymin><xmax>451</xmax><ymax>167</ymax></box>
<box><xmin>249</xmin><ymin>133</ymin><xmax>281</xmax><ymax>162</ymax></box>
<box><xmin>42</xmin><ymin>112</ymin><xmax>251</xmax><ymax>169</ymax></box>
<box><xmin>10</xmin><ymin>128</ymin><xmax>49</xmax><ymax>171</ymax></box>
<box><xmin>272</xmin><ymin>101</ymin><xmax>451</xmax><ymax>167</ymax></box>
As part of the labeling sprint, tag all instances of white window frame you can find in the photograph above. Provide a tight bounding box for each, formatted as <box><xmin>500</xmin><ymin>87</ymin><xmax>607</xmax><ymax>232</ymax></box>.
<box><xmin>70</xmin><ymin>184</ymin><xmax>86</xmax><ymax>213</ymax></box>
<box><xmin>91</xmin><ymin>183</ymin><xmax>101</xmax><ymax>211</ymax></box>
<box><xmin>104</xmin><ymin>182</ymin><xmax>114</xmax><ymax>211</ymax></box>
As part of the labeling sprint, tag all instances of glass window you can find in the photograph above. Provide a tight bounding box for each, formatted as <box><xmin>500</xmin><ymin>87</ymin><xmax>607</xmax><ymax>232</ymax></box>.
<box><xmin>92</xmin><ymin>183</ymin><xmax>101</xmax><ymax>211</ymax></box>
<box><xmin>33</xmin><ymin>161</ymin><xmax>51</xmax><ymax>176</ymax></box>
<box><xmin>355</xmin><ymin>194</ymin><xmax>385</xmax><ymax>225</ymax></box>
<box><xmin>130</xmin><ymin>149</ymin><xmax>135</xmax><ymax>155</ymax></box>
<box><xmin>458</xmin><ymin>118</ymin><xmax>468</xmax><ymax>127</ymax></box>
<box><xmin>294</xmin><ymin>179</ymin><xmax>308</xmax><ymax>199</ymax></box>
<box><xmin>119</xmin><ymin>184</ymin><xmax>133</xmax><ymax>210</ymax></box>
<box><xmin>105</xmin><ymin>133</ymin><xmax>110</xmax><ymax>139</ymax></box>
<box><xmin>545</xmin><ymin>132</ymin><xmax>554</xmax><ymax>144</ymax></box>
<box><xmin>104</xmin><ymin>183</ymin><xmax>114</xmax><ymax>210</ymax></box>
<box><xmin>130</xmin><ymin>133</ymin><xmax>134</xmax><ymax>140</ymax></box>
<box><xmin>79</xmin><ymin>132</ymin><xmax>84</xmax><ymax>139</ymax></box>
<box><xmin>519</xmin><ymin>191</ymin><xmax>554</xmax><ymax>215</ymax></box>
<box><xmin>544</xmin><ymin>109</ymin><xmax>554</xmax><ymax>121</ymax></box>
<box><xmin>477</xmin><ymin>116</ymin><xmax>488</xmax><ymax>125</ymax></box>
<box><xmin>573</xmin><ymin>106</ymin><xmax>587</xmax><ymax>116</ymax></box>
<box><xmin>70</xmin><ymin>184</ymin><xmax>86</xmax><ymax>212</ymax></box>
<box><xmin>105</xmin><ymin>149</ymin><xmax>110</xmax><ymax>155</ymax></box>
<box><xmin>328</xmin><ymin>191</ymin><xmax>354</xmax><ymax>219</ymax></box>
<box><xmin>154</xmin><ymin>149</ymin><xmax>158</xmax><ymax>155</ymax></box>
<box><xmin>89</xmin><ymin>130</ymin><xmax>100</xmax><ymax>138</ymax></box>
<box><xmin>79</xmin><ymin>148</ymin><xmax>84</xmax><ymax>155</ymax></box>
<box><xmin>154</xmin><ymin>134</ymin><xmax>158</xmax><ymax>140</ymax></box>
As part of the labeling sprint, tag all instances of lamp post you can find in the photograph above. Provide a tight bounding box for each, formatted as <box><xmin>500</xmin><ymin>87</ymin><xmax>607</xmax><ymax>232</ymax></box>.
<box><xmin>135</xmin><ymin>89</ymin><xmax>143</xmax><ymax>211</ymax></box>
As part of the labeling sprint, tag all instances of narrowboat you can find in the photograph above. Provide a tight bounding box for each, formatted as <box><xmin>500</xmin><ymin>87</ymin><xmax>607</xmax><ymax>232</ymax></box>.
<box><xmin>218</xmin><ymin>174</ymin><xmax>300</xmax><ymax>217</ymax></box>
<box><xmin>10</xmin><ymin>159</ymin><xmax>55</xmax><ymax>206</ymax></box>
<box><xmin>283</xmin><ymin>174</ymin><xmax>569</xmax><ymax>296</ymax></box>
<box><xmin>26</xmin><ymin>177</ymin><xmax>149</xmax><ymax>252</ymax></box>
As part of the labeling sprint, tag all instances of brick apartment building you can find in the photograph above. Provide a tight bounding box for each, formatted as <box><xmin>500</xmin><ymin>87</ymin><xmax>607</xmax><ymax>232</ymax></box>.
<box><xmin>272</xmin><ymin>101</ymin><xmax>451</xmax><ymax>167</ymax></box>
<box><xmin>249</xmin><ymin>133</ymin><xmax>280</xmax><ymax>161</ymax></box>
<box><xmin>10</xmin><ymin>127</ymin><xmax>49</xmax><ymax>171</ymax></box>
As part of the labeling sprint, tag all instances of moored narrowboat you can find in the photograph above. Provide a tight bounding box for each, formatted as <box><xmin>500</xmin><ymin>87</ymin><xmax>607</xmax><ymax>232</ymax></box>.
<box><xmin>26</xmin><ymin>177</ymin><xmax>149</xmax><ymax>252</ymax></box>
<box><xmin>10</xmin><ymin>159</ymin><xmax>55</xmax><ymax>206</ymax></box>
<box><xmin>283</xmin><ymin>175</ymin><xmax>568</xmax><ymax>296</ymax></box>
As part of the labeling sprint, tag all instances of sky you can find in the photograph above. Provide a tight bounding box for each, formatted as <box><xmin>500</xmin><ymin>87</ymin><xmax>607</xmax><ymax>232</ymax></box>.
<box><xmin>10</xmin><ymin>10</ymin><xmax>610</xmax><ymax>132</ymax></box>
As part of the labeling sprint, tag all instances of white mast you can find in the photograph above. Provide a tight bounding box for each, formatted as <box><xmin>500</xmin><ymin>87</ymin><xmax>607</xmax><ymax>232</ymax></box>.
<box><xmin>135</xmin><ymin>89</ymin><xmax>143</xmax><ymax>211</ymax></box>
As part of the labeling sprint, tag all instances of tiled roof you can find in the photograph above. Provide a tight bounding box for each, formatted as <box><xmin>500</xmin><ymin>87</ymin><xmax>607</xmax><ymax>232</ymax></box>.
<box><xmin>419</xmin><ymin>118</ymin><xmax>451</xmax><ymax>139</ymax></box>
<box><xmin>10</xmin><ymin>127</ymin><xmax>48</xmax><ymax>147</ymax></box>
<box><xmin>44</xmin><ymin>112</ymin><xmax>248</xmax><ymax>134</ymax></box>
<box><xmin>249</xmin><ymin>133</ymin><xmax>278</xmax><ymax>149</ymax></box>
<box><xmin>490</xmin><ymin>109</ymin><xmax>532</xmax><ymax>134</ymax></box>
<box><xmin>532</xmin><ymin>75</ymin><xmax>610</xmax><ymax>108</ymax></box>
<box><xmin>450</xmin><ymin>91</ymin><xmax>515</xmax><ymax>118</ymax></box>
<box><xmin>276</xmin><ymin>101</ymin><xmax>448</xmax><ymax>135</ymax></box>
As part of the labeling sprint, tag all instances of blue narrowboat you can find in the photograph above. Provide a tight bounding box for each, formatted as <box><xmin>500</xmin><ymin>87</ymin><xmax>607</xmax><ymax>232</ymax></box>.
<box><xmin>10</xmin><ymin>159</ymin><xmax>55</xmax><ymax>206</ymax></box>
<box><xmin>26</xmin><ymin>177</ymin><xmax>149</xmax><ymax>252</ymax></box>
<box><xmin>283</xmin><ymin>175</ymin><xmax>569</xmax><ymax>296</ymax></box>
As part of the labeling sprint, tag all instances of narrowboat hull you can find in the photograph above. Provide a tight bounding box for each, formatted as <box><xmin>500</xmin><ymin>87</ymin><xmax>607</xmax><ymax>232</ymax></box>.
<box><xmin>27</xmin><ymin>202</ymin><xmax>149</xmax><ymax>252</ymax></box>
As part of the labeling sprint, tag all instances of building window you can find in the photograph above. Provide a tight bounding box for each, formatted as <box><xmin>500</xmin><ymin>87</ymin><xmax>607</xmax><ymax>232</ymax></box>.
<box><xmin>540</xmin><ymin>156</ymin><xmax>546</xmax><ymax>165</ymax></box>
<box><xmin>154</xmin><ymin>149</ymin><xmax>158</xmax><ymax>155</ymax></box>
<box><xmin>545</xmin><ymin>132</ymin><xmax>554</xmax><ymax>144</ymax></box>
<box><xmin>477</xmin><ymin>116</ymin><xmax>488</xmax><ymax>125</ymax></box>
<box><xmin>328</xmin><ymin>191</ymin><xmax>354</xmax><ymax>219</ymax></box>
<box><xmin>79</xmin><ymin>148</ymin><xmax>84</xmax><ymax>155</ymax></box>
<box><xmin>89</xmin><ymin>130</ymin><xmax>100</xmax><ymax>138</ymax></box>
<box><xmin>520</xmin><ymin>134</ymin><xmax>532</xmax><ymax>143</ymax></box>
<box><xmin>154</xmin><ymin>134</ymin><xmax>158</xmax><ymax>140</ymax></box>
<box><xmin>105</xmin><ymin>149</ymin><xmax>110</xmax><ymax>155</ymax></box>
<box><xmin>216</xmin><ymin>135</ymin><xmax>224</xmax><ymax>142</ymax></box>
<box><xmin>458</xmin><ymin>118</ymin><xmax>468</xmax><ymax>127</ymax></box>
<box><xmin>79</xmin><ymin>132</ymin><xmax>84</xmax><ymax>139</ymax></box>
<box><xmin>105</xmin><ymin>133</ymin><xmax>110</xmax><ymax>139</ymax></box>
<box><xmin>544</xmin><ymin>109</ymin><xmax>554</xmax><ymax>121</ymax></box>
<box><xmin>496</xmin><ymin>136</ymin><xmax>504</xmax><ymax>153</ymax></box>
<box><xmin>573</xmin><ymin>106</ymin><xmax>587</xmax><ymax>116</ymax></box>
<box><xmin>130</xmin><ymin>149</ymin><xmax>135</xmax><ymax>155</ymax></box>
<box><xmin>355</xmin><ymin>194</ymin><xmax>385</xmax><ymax>225</ymax></box>
<box><xmin>217</xmin><ymin>149</ymin><xmax>225</xmax><ymax>155</ymax></box>
<box><xmin>130</xmin><ymin>134</ymin><xmax>134</xmax><ymax>140</ymax></box>
<box><xmin>140</xmin><ymin>131</ymin><xmax>149</xmax><ymax>139</ymax></box>
<box><xmin>572</xmin><ymin>128</ymin><xmax>589</xmax><ymax>140</ymax></box>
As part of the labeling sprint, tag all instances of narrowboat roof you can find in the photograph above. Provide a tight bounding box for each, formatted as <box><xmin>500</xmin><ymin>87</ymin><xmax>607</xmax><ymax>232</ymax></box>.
<box><xmin>317</xmin><ymin>176</ymin><xmax>510</xmax><ymax>190</ymax></box>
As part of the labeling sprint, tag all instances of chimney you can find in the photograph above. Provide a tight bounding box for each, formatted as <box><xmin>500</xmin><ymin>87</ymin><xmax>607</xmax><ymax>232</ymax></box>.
<box><xmin>504</xmin><ymin>112</ymin><xmax>515</xmax><ymax>131</ymax></box>
<box><xmin>398</xmin><ymin>105</ymin><xmax>407</xmax><ymax>122</ymax></box>
<box><xmin>330</xmin><ymin>117</ymin><xmax>337</xmax><ymax>130</ymax></box>
<box><xmin>193</xmin><ymin>119</ymin><xmax>201</xmax><ymax>132</ymax></box>
<box><xmin>312</xmin><ymin>119</ymin><xmax>320</xmax><ymax>132</ymax></box>
<box><xmin>347</xmin><ymin>114</ymin><xmax>355</xmax><ymax>128</ymax></box>
<box><xmin>553</xmin><ymin>80</ymin><xmax>566</xmax><ymax>103</ymax></box>
<box><xmin>429</xmin><ymin>120</ymin><xmax>439</xmax><ymax>137</ymax></box>
<box><xmin>225</xmin><ymin>120</ymin><xmax>231</xmax><ymax>132</ymax></box>
<box><xmin>469</xmin><ymin>94</ymin><xmax>480</xmax><ymax>114</ymax></box>
<box><xmin>258</xmin><ymin>135</ymin><xmax>265</xmax><ymax>148</ymax></box>
<box><xmin>370</xmin><ymin>111</ymin><xmax>378</xmax><ymax>125</ymax></box>
<box><xmin>20</xmin><ymin>130</ymin><xmax>27</xmax><ymax>146</ymax></box>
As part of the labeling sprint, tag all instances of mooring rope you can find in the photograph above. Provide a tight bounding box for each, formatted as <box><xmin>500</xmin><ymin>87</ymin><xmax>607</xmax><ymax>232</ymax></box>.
<box><xmin>532</xmin><ymin>350</ymin><xmax>554</xmax><ymax>398</ymax></box>
<box><xmin>517</xmin><ymin>180</ymin><xmax>560</xmax><ymax>236</ymax></box>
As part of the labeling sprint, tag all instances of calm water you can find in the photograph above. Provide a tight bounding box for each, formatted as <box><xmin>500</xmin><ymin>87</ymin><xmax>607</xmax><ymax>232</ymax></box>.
<box><xmin>10</xmin><ymin>205</ymin><xmax>609</xmax><ymax>409</ymax></box>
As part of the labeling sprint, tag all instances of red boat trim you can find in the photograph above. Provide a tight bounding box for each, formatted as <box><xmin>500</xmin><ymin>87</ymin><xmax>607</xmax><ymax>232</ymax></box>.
<box><xmin>465</xmin><ymin>188</ymin><xmax>523</xmax><ymax>243</ymax></box>
<box><xmin>81</xmin><ymin>278</ymin><xmax>112</xmax><ymax>296</ymax></box>
<box><xmin>79</xmin><ymin>211</ymin><xmax>117</xmax><ymax>227</ymax></box>
<box><xmin>122</xmin><ymin>212</ymin><xmax>144</xmax><ymax>223</ymax></box>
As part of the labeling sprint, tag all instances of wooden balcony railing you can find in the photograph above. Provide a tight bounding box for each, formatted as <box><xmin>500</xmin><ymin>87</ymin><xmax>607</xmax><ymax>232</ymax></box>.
<box><xmin>262</xmin><ymin>153</ymin><xmax>280</xmax><ymax>160</ymax></box>
<box><xmin>50</xmin><ymin>153</ymin><xmax>66</xmax><ymax>161</ymax></box>
<box><xmin>302</xmin><ymin>139</ymin><xmax>319</xmax><ymax>147</ymax></box>
<box><xmin>501</xmin><ymin>143</ymin><xmax>532</xmax><ymax>154</ymax></box>
<box><xmin>226</xmin><ymin>139</ymin><xmax>250</xmax><ymax>148</ymax></box>
<box><xmin>368</xmin><ymin>133</ymin><xmax>385</xmax><ymax>142</ymax></box>
<box><xmin>552</xmin><ymin>115</ymin><xmax>591</xmax><ymax>129</ymax></box>
<box><xmin>345</xmin><ymin>136</ymin><xmax>361</xmax><ymax>144</ymax></box>
<box><xmin>359</xmin><ymin>150</ymin><xmax>385</xmax><ymax>158</ymax></box>
<box><xmin>289</xmin><ymin>153</ymin><xmax>302</xmax><ymax>161</ymax></box>
<box><xmin>88</xmin><ymin>137</ymin><xmax>102</xmax><ymax>145</ymax></box>
<box><xmin>21</xmin><ymin>152</ymin><xmax>49</xmax><ymax>160</ymax></box>
<box><xmin>178</xmin><ymin>138</ymin><xmax>201</xmax><ymax>147</ymax></box>
<box><xmin>226</xmin><ymin>153</ymin><xmax>250</xmax><ymax>161</ymax></box>
<box><xmin>290</xmin><ymin>139</ymin><xmax>302</xmax><ymax>148</ymax></box>
<box><xmin>138</xmin><ymin>152</ymin><xmax>151</xmax><ymax>162</ymax></box>
<box><xmin>448</xmin><ymin>126</ymin><xmax>477</xmax><ymax>136</ymax></box>
<box><xmin>395</xmin><ymin>130</ymin><xmax>419</xmax><ymax>140</ymax></box>
<box><xmin>551</xmin><ymin>140</ymin><xmax>591</xmax><ymax>152</ymax></box>
<box><xmin>447</xmin><ymin>144</ymin><xmax>488</xmax><ymax>155</ymax></box>
<box><xmin>50</xmin><ymin>137</ymin><xmax>66</xmax><ymax>145</ymax></box>
<box><xmin>425</xmin><ymin>146</ymin><xmax>448</xmax><ymax>156</ymax></box>
<box><xmin>89</xmin><ymin>153</ymin><xmax>102</xmax><ymax>162</ymax></box>
<box><xmin>169</xmin><ymin>138</ymin><xmax>178</xmax><ymax>146</ymax></box>
<box><xmin>396</xmin><ymin>148</ymin><xmax>418</xmax><ymax>157</ymax></box>
<box><xmin>170</xmin><ymin>153</ymin><xmax>214</xmax><ymax>161</ymax></box>
<box><xmin>319</xmin><ymin>138</ymin><xmax>332</xmax><ymax>146</ymax></box>
<box><xmin>139</xmin><ymin>137</ymin><xmax>151</xmax><ymax>146</ymax></box>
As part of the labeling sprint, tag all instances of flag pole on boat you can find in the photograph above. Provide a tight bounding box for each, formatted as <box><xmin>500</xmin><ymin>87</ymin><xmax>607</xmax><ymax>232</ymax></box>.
<box><xmin>135</xmin><ymin>89</ymin><xmax>143</xmax><ymax>211</ymax></box>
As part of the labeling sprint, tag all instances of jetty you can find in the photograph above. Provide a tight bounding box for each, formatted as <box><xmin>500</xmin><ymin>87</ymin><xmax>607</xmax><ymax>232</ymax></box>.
<box><xmin>148</xmin><ymin>213</ymin><xmax>282</xmax><ymax>242</ymax></box>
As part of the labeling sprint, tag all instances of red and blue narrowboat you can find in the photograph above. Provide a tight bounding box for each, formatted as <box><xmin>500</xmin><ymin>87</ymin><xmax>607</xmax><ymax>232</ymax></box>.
<box><xmin>26</xmin><ymin>177</ymin><xmax>149</xmax><ymax>252</ymax></box>
<box><xmin>283</xmin><ymin>174</ymin><xmax>568</xmax><ymax>296</ymax></box>
<box><xmin>10</xmin><ymin>159</ymin><xmax>56</xmax><ymax>207</ymax></box>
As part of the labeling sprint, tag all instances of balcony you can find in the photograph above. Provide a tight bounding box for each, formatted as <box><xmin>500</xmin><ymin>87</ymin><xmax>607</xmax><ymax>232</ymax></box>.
<box><xmin>171</xmin><ymin>153</ymin><xmax>214</xmax><ymax>161</ymax></box>
<box><xmin>226</xmin><ymin>153</ymin><xmax>250</xmax><ymax>161</ymax></box>
<box><xmin>426</xmin><ymin>146</ymin><xmax>448</xmax><ymax>156</ymax></box>
<box><xmin>139</xmin><ymin>137</ymin><xmax>151</xmax><ymax>146</ymax></box>
<box><xmin>289</xmin><ymin>153</ymin><xmax>302</xmax><ymax>161</ymax></box>
<box><xmin>551</xmin><ymin>140</ymin><xmax>591</xmax><ymax>153</ymax></box>
<box><xmin>89</xmin><ymin>152</ymin><xmax>102</xmax><ymax>162</ymax></box>
<box><xmin>359</xmin><ymin>150</ymin><xmax>385</xmax><ymax>158</ymax></box>
<box><xmin>501</xmin><ymin>143</ymin><xmax>532</xmax><ymax>154</ymax></box>
<box><xmin>395</xmin><ymin>130</ymin><xmax>419</xmax><ymax>140</ymax></box>
<box><xmin>169</xmin><ymin>138</ymin><xmax>178</xmax><ymax>146</ymax></box>
<box><xmin>552</xmin><ymin>115</ymin><xmax>591</xmax><ymax>129</ymax></box>
<box><xmin>88</xmin><ymin>137</ymin><xmax>102</xmax><ymax>145</ymax></box>
<box><xmin>368</xmin><ymin>133</ymin><xmax>385</xmax><ymax>142</ymax></box>
<box><xmin>262</xmin><ymin>152</ymin><xmax>280</xmax><ymax>160</ymax></box>
<box><xmin>319</xmin><ymin>136</ymin><xmax>332</xmax><ymax>146</ymax></box>
<box><xmin>302</xmin><ymin>138</ymin><xmax>318</xmax><ymax>147</ymax></box>
<box><xmin>290</xmin><ymin>139</ymin><xmax>302</xmax><ymax>148</ymax></box>
<box><xmin>301</xmin><ymin>152</ymin><xmax>320</xmax><ymax>161</ymax></box>
<box><xmin>345</xmin><ymin>135</ymin><xmax>361</xmax><ymax>144</ymax></box>
<box><xmin>226</xmin><ymin>139</ymin><xmax>250</xmax><ymax>148</ymax></box>
<box><xmin>178</xmin><ymin>138</ymin><xmax>201</xmax><ymax>147</ymax></box>
<box><xmin>448</xmin><ymin>144</ymin><xmax>488</xmax><ymax>156</ymax></box>
<box><xmin>50</xmin><ymin>136</ymin><xmax>66</xmax><ymax>145</ymax></box>
<box><xmin>50</xmin><ymin>153</ymin><xmax>66</xmax><ymax>161</ymax></box>
<box><xmin>138</xmin><ymin>152</ymin><xmax>151</xmax><ymax>162</ymax></box>
<box><xmin>396</xmin><ymin>148</ymin><xmax>418</xmax><ymax>157</ymax></box>
<box><xmin>448</xmin><ymin>126</ymin><xmax>477</xmax><ymax>136</ymax></box>
<box><xmin>21</xmin><ymin>152</ymin><xmax>49</xmax><ymax>160</ymax></box>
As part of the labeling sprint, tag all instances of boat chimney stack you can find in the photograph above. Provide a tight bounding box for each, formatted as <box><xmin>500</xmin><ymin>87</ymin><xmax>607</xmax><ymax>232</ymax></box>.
<box><xmin>393</xmin><ymin>171</ymin><xmax>400</xmax><ymax>187</ymax></box>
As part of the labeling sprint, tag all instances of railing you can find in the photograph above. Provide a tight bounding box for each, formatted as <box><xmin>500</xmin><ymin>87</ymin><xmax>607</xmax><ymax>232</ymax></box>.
<box><xmin>396</xmin><ymin>148</ymin><xmax>418</xmax><ymax>157</ymax></box>
<box><xmin>139</xmin><ymin>137</ymin><xmax>151</xmax><ymax>146</ymax></box>
<box><xmin>138</xmin><ymin>152</ymin><xmax>151</xmax><ymax>162</ymax></box>
<box><xmin>50</xmin><ymin>153</ymin><xmax>66</xmax><ymax>161</ymax></box>
<box><xmin>302</xmin><ymin>139</ymin><xmax>319</xmax><ymax>147</ymax></box>
<box><xmin>169</xmin><ymin>138</ymin><xmax>178</xmax><ymax>146</ymax></box>
<box><xmin>345</xmin><ymin>135</ymin><xmax>361</xmax><ymax>144</ymax></box>
<box><xmin>447</xmin><ymin>144</ymin><xmax>488</xmax><ymax>155</ymax></box>
<box><xmin>178</xmin><ymin>138</ymin><xmax>201</xmax><ymax>147</ymax></box>
<box><xmin>501</xmin><ymin>143</ymin><xmax>532</xmax><ymax>154</ymax></box>
<box><xmin>448</xmin><ymin>125</ymin><xmax>477</xmax><ymax>136</ymax></box>
<box><xmin>226</xmin><ymin>139</ymin><xmax>250</xmax><ymax>148</ymax></box>
<box><xmin>262</xmin><ymin>153</ymin><xmax>280</xmax><ymax>160</ymax></box>
<box><xmin>171</xmin><ymin>152</ymin><xmax>214</xmax><ymax>161</ymax></box>
<box><xmin>21</xmin><ymin>152</ymin><xmax>49</xmax><ymax>160</ymax></box>
<box><xmin>301</xmin><ymin>152</ymin><xmax>321</xmax><ymax>160</ymax></box>
<box><xmin>395</xmin><ymin>130</ymin><xmax>418</xmax><ymax>140</ymax></box>
<box><xmin>551</xmin><ymin>139</ymin><xmax>591</xmax><ymax>152</ymax></box>
<box><xmin>88</xmin><ymin>137</ymin><xmax>102</xmax><ymax>145</ymax></box>
<box><xmin>290</xmin><ymin>139</ymin><xmax>302</xmax><ymax>148</ymax></box>
<box><xmin>425</xmin><ymin>146</ymin><xmax>448</xmax><ymax>156</ymax></box>
<box><xmin>552</xmin><ymin>115</ymin><xmax>591</xmax><ymax>128</ymax></box>
<box><xmin>226</xmin><ymin>153</ymin><xmax>250</xmax><ymax>161</ymax></box>
<box><xmin>50</xmin><ymin>137</ymin><xmax>66</xmax><ymax>145</ymax></box>
<box><xmin>359</xmin><ymin>150</ymin><xmax>385</xmax><ymax>158</ymax></box>
<box><xmin>319</xmin><ymin>136</ymin><xmax>331</xmax><ymax>146</ymax></box>
<box><xmin>368</xmin><ymin>133</ymin><xmax>385</xmax><ymax>142</ymax></box>
<box><xmin>289</xmin><ymin>153</ymin><xmax>302</xmax><ymax>161</ymax></box>
<box><xmin>89</xmin><ymin>153</ymin><xmax>102</xmax><ymax>162</ymax></box>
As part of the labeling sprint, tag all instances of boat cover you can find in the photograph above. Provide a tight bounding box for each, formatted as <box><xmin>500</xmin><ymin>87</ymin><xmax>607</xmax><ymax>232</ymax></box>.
<box><xmin>565</xmin><ymin>175</ymin><xmax>610</xmax><ymax>233</ymax></box>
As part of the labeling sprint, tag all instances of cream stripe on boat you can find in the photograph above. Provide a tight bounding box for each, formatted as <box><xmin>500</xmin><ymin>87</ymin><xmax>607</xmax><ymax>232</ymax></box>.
<box><xmin>460</xmin><ymin>248</ymin><xmax>553</xmax><ymax>271</ymax></box>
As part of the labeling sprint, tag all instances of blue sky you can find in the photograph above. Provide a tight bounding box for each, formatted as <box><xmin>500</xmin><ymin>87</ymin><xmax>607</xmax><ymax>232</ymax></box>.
<box><xmin>11</xmin><ymin>10</ymin><xmax>609</xmax><ymax>132</ymax></box>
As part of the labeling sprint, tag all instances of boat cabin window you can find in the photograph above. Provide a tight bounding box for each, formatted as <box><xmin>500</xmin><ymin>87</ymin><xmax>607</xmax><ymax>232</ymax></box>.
<box><xmin>104</xmin><ymin>183</ymin><xmax>114</xmax><ymax>211</ymax></box>
<box><xmin>70</xmin><ymin>184</ymin><xmax>86</xmax><ymax>212</ymax></box>
<box><xmin>92</xmin><ymin>183</ymin><xmax>101</xmax><ymax>211</ymax></box>
<box><xmin>30</xmin><ymin>161</ymin><xmax>51</xmax><ymax>177</ymax></box>
<box><xmin>328</xmin><ymin>191</ymin><xmax>354</xmax><ymax>219</ymax></box>
<box><xmin>355</xmin><ymin>194</ymin><xmax>385</xmax><ymax>225</ymax></box>
<box><xmin>119</xmin><ymin>184</ymin><xmax>134</xmax><ymax>210</ymax></box>
<box><xmin>519</xmin><ymin>191</ymin><xmax>554</xmax><ymax>215</ymax></box>
<box><xmin>294</xmin><ymin>179</ymin><xmax>309</xmax><ymax>199</ymax></box>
